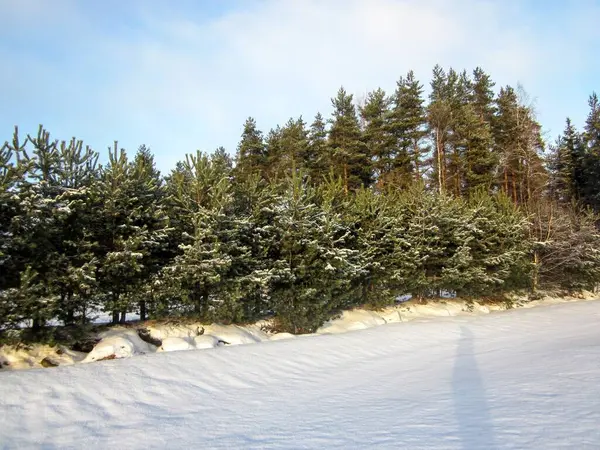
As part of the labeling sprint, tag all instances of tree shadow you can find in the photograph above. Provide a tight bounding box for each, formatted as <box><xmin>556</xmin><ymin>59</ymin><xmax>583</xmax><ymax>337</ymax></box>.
<box><xmin>452</xmin><ymin>326</ymin><xmax>497</xmax><ymax>449</ymax></box>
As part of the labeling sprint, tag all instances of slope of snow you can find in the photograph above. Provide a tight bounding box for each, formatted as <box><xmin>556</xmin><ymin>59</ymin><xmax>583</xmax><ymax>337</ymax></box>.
<box><xmin>1</xmin><ymin>300</ymin><xmax>599</xmax><ymax>449</ymax></box>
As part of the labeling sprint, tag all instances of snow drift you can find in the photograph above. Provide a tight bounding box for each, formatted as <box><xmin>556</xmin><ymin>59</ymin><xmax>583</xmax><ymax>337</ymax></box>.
<box><xmin>0</xmin><ymin>300</ymin><xmax>599</xmax><ymax>449</ymax></box>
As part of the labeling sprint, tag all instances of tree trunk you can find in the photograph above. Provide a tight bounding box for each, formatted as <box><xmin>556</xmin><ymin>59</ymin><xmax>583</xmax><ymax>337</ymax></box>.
<box><xmin>119</xmin><ymin>310</ymin><xmax>127</xmax><ymax>323</ymax></box>
<box><xmin>112</xmin><ymin>310</ymin><xmax>119</xmax><ymax>325</ymax></box>
<box><xmin>532</xmin><ymin>251</ymin><xmax>539</xmax><ymax>293</ymax></box>
<box><xmin>65</xmin><ymin>308</ymin><xmax>75</xmax><ymax>326</ymax></box>
<box><xmin>31</xmin><ymin>317</ymin><xmax>43</xmax><ymax>331</ymax></box>
<box><xmin>343</xmin><ymin>163</ymin><xmax>349</xmax><ymax>195</ymax></box>
<box><xmin>139</xmin><ymin>300</ymin><xmax>146</xmax><ymax>322</ymax></box>
<box><xmin>436</xmin><ymin>130</ymin><xmax>444</xmax><ymax>194</ymax></box>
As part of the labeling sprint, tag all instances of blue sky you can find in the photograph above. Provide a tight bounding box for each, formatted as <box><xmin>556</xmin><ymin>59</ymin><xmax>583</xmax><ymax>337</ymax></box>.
<box><xmin>1</xmin><ymin>0</ymin><xmax>598</xmax><ymax>173</ymax></box>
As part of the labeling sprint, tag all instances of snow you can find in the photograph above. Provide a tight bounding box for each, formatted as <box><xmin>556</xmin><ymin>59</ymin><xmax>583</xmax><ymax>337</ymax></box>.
<box><xmin>1</xmin><ymin>300</ymin><xmax>600</xmax><ymax>449</ymax></box>
<box><xmin>193</xmin><ymin>335</ymin><xmax>222</xmax><ymax>349</ymax></box>
<box><xmin>82</xmin><ymin>328</ymin><xmax>155</xmax><ymax>362</ymax></box>
<box><xmin>0</xmin><ymin>344</ymin><xmax>86</xmax><ymax>370</ymax></box>
<box><xmin>157</xmin><ymin>337</ymin><xmax>195</xmax><ymax>352</ymax></box>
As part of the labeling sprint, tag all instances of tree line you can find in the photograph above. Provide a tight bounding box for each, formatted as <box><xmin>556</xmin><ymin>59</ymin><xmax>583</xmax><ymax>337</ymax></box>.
<box><xmin>1</xmin><ymin>65</ymin><xmax>600</xmax><ymax>335</ymax></box>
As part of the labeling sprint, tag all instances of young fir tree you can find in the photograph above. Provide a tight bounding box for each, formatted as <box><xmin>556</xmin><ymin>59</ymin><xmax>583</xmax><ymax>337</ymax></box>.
<box><xmin>328</xmin><ymin>87</ymin><xmax>372</xmax><ymax>193</ymax></box>
<box><xmin>349</xmin><ymin>187</ymin><xmax>404</xmax><ymax>306</ymax></box>
<box><xmin>269</xmin><ymin>172</ymin><xmax>362</xmax><ymax>333</ymax></box>
<box><xmin>387</xmin><ymin>71</ymin><xmax>428</xmax><ymax>188</ymax></box>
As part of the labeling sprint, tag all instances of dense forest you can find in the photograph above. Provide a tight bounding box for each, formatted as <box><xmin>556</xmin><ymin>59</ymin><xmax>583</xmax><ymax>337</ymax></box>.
<box><xmin>2</xmin><ymin>65</ymin><xmax>600</xmax><ymax>336</ymax></box>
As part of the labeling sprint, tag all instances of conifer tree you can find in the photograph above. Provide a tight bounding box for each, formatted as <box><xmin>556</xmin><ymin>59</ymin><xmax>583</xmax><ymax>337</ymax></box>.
<box><xmin>494</xmin><ymin>86</ymin><xmax>545</xmax><ymax>204</ymax></box>
<box><xmin>581</xmin><ymin>93</ymin><xmax>600</xmax><ymax>211</ymax></box>
<box><xmin>269</xmin><ymin>173</ymin><xmax>362</xmax><ymax>333</ymax></box>
<box><xmin>427</xmin><ymin>65</ymin><xmax>452</xmax><ymax>193</ymax></box>
<box><xmin>126</xmin><ymin>146</ymin><xmax>170</xmax><ymax>321</ymax></box>
<box><xmin>328</xmin><ymin>87</ymin><xmax>372</xmax><ymax>193</ymax></box>
<box><xmin>360</xmin><ymin>88</ymin><xmax>394</xmax><ymax>187</ymax></box>
<box><xmin>234</xmin><ymin>117</ymin><xmax>267</xmax><ymax>182</ymax></box>
<box><xmin>269</xmin><ymin>117</ymin><xmax>309</xmax><ymax>179</ymax></box>
<box><xmin>446</xmin><ymin>70</ymin><xmax>496</xmax><ymax>196</ymax></box>
<box><xmin>307</xmin><ymin>113</ymin><xmax>329</xmax><ymax>183</ymax></box>
<box><xmin>388</xmin><ymin>71</ymin><xmax>428</xmax><ymax>188</ymax></box>
<box><xmin>92</xmin><ymin>144</ymin><xmax>168</xmax><ymax>323</ymax></box>
<box><xmin>548</xmin><ymin>119</ymin><xmax>584</xmax><ymax>204</ymax></box>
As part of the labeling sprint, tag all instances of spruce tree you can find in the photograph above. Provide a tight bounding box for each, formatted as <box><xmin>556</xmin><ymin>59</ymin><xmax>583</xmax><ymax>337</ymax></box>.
<box><xmin>269</xmin><ymin>173</ymin><xmax>362</xmax><ymax>333</ymax></box>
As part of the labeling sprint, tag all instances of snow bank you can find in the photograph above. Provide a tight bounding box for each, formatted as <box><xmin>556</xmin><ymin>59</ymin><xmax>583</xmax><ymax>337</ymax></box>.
<box><xmin>83</xmin><ymin>328</ymin><xmax>156</xmax><ymax>363</ymax></box>
<box><xmin>203</xmin><ymin>324</ymin><xmax>268</xmax><ymax>345</ymax></box>
<box><xmin>0</xmin><ymin>344</ymin><xmax>86</xmax><ymax>370</ymax></box>
<box><xmin>315</xmin><ymin>294</ymin><xmax>597</xmax><ymax>335</ymax></box>
<box><xmin>269</xmin><ymin>332</ymin><xmax>296</xmax><ymax>341</ymax></box>
<box><xmin>157</xmin><ymin>337</ymin><xmax>195</xmax><ymax>352</ymax></box>
<box><xmin>2</xmin><ymin>292</ymin><xmax>597</xmax><ymax>370</ymax></box>
<box><xmin>193</xmin><ymin>335</ymin><xmax>222</xmax><ymax>349</ymax></box>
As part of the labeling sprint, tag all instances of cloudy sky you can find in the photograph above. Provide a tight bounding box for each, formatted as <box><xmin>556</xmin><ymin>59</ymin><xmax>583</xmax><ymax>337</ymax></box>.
<box><xmin>1</xmin><ymin>0</ymin><xmax>598</xmax><ymax>172</ymax></box>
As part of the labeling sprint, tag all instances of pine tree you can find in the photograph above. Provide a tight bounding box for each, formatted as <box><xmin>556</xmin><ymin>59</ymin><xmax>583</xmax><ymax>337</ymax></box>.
<box><xmin>267</xmin><ymin>117</ymin><xmax>309</xmax><ymax>180</ymax></box>
<box><xmin>126</xmin><ymin>146</ymin><xmax>170</xmax><ymax>321</ymax></box>
<box><xmin>234</xmin><ymin>117</ymin><xmax>267</xmax><ymax>182</ymax></box>
<box><xmin>388</xmin><ymin>71</ymin><xmax>428</xmax><ymax>188</ymax></box>
<box><xmin>0</xmin><ymin>127</ymin><xmax>29</xmax><ymax>291</ymax></box>
<box><xmin>161</xmin><ymin>151</ymin><xmax>239</xmax><ymax>319</ymax></box>
<box><xmin>494</xmin><ymin>86</ymin><xmax>545</xmax><ymax>205</ymax></box>
<box><xmin>427</xmin><ymin>65</ymin><xmax>452</xmax><ymax>193</ymax></box>
<box><xmin>457</xmin><ymin>70</ymin><xmax>496</xmax><ymax>196</ymax></box>
<box><xmin>328</xmin><ymin>87</ymin><xmax>372</xmax><ymax>193</ymax></box>
<box><xmin>307</xmin><ymin>113</ymin><xmax>329</xmax><ymax>183</ymax></box>
<box><xmin>92</xmin><ymin>143</ymin><xmax>169</xmax><ymax>324</ymax></box>
<box><xmin>360</xmin><ymin>88</ymin><xmax>393</xmax><ymax>187</ymax></box>
<box><xmin>548</xmin><ymin>119</ymin><xmax>584</xmax><ymax>203</ymax></box>
<box><xmin>581</xmin><ymin>93</ymin><xmax>600</xmax><ymax>211</ymax></box>
<box><xmin>0</xmin><ymin>127</ymin><xmax>30</xmax><ymax>330</ymax></box>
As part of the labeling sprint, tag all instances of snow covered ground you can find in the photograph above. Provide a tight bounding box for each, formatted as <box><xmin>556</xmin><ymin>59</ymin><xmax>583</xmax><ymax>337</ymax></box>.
<box><xmin>1</xmin><ymin>300</ymin><xmax>599</xmax><ymax>449</ymax></box>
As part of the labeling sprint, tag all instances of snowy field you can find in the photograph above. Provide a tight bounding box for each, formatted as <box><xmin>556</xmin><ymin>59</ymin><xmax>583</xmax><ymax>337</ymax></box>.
<box><xmin>1</xmin><ymin>300</ymin><xmax>599</xmax><ymax>449</ymax></box>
